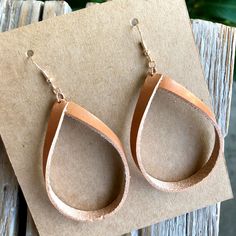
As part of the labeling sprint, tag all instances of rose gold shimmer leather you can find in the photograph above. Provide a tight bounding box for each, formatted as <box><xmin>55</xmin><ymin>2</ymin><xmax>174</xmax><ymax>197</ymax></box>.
<box><xmin>130</xmin><ymin>74</ymin><xmax>223</xmax><ymax>192</ymax></box>
<box><xmin>43</xmin><ymin>100</ymin><xmax>130</xmax><ymax>221</ymax></box>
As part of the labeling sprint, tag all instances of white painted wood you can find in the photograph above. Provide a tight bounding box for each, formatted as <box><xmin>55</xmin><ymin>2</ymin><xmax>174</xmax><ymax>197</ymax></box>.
<box><xmin>0</xmin><ymin>1</ymin><xmax>235</xmax><ymax>236</ymax></box>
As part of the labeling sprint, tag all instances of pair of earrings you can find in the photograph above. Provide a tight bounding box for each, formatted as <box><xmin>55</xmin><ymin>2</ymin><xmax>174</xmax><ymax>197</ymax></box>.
<box><xmin>26</xmin><ymin>19</ymin><xmax>222</xmax><ymax>222</ymax></box>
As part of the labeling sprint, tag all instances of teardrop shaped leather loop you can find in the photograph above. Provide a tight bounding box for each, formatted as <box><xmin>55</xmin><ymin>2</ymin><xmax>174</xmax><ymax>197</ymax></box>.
<box><xmin>43</xmin><ymin>100</ymin><xmax>130</xmax><ymax>221</ymax></box>
<box><xmin>130</xmin><ymin>73</ymin><xmax>223</xmax><ymax>192</ymax></box>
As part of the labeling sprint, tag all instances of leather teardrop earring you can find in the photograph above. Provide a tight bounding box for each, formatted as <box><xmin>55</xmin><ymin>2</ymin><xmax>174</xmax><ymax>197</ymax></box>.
<box><xmin>26</xmin><ymin>50</ymin><xmax>130</xmax><ymax>221</ymax></box>
<box><xmin>129</xmin><ymin>19</ymin><xmax>223</xmax><ymax>192</ymax></box>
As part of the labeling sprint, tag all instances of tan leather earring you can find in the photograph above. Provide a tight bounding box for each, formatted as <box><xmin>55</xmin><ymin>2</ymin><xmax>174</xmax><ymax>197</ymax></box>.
<box><xmin>130</xmin><ymin>19</ymin><xmax>223</xmax><ymax>192</ymax></box>
<box><xmin>26</xmin><ymin>50</ymin><xmax>130</xmax><ymax>222</ymax></box>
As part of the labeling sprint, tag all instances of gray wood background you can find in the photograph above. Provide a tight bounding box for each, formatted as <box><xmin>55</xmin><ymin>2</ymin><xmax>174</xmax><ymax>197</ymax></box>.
<box><xmin>0</xmin><ymin>1</ymin><xmax>235</xmax><ymax>235</ymax></box>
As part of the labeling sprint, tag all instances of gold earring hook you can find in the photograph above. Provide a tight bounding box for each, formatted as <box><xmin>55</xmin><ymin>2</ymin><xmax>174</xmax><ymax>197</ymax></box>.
<box><xmin>26</xmin><ymin>50</ymin><xmax>65</xmax><ymax>102</ymax></box>
<box><xmin>131</xmin><ymin>18</ymin><xmax>157</xmax><ymax>75</ymax></box>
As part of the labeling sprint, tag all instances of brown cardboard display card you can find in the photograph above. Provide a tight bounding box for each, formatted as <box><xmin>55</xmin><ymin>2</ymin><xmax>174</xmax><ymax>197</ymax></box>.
<box><xmin>0</xmin><ymin>0</ymin><xmax>232</xmax><ymax>235</ymax></box>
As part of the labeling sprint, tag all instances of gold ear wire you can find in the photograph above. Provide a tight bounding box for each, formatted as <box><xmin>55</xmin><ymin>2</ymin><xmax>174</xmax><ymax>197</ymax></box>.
<box><xmin>26</xmin><ymin>50</ymin><xmax>51</xmax><ymax>81</ymax></box>
<box><xmin>131</xmin><ymin>18</ymin><xmax>157</xmax><ymax>75</ymax></box>
<box><xmin>26</xmin><ymin>50</ymin><xmax>65</xmax><ymax>102</ymax></box>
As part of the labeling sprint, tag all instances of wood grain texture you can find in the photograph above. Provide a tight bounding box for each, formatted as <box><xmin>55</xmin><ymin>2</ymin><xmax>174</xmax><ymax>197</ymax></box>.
<box><xmin>17</xmin><ymin>0</ymin><xmax>43</xmax><ymax>27</ymax></box>
<box><xmin>42</xmin><ymin>1</ymin><xmax>71</xmax><ymax>19</ymax></box>
<box><xmin>0</xmin><ymin>0</ymin><xmax>23</xmax><ymax>31</ymax></box>
<box><xmin>192</xmin><ymin>20</ymin><xmax>236</xmax><ymax>137</ymax></box>
<box><xmin>0</xmin><ymin>138</ymin><xmax>19</xmax><ymax>236</ymax></box>
<box><xmin>0</xmin><ymin>1</ymin><xmax>235</xmax><ymax>236</ymax></box>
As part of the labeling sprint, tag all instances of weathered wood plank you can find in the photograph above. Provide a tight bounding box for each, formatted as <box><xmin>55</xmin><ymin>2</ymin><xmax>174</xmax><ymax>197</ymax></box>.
<box><xmin>0</xmin><ymin>0</ymin><xmax>23</xmax><ymax>31</ymax></box>
<box><xmin>0</xmin><ymin>138</ymin><xmax>19</xmax><ymax>236</ymax></box>
<box><xmin>192</xmin><ymin>20</ymin><xmax>236</xmax><ymax>137</ymax></box>
<box><xmin>18</xmin><ymin>0</ymin><xmax>43</xmax><ymax>27</ymax></box>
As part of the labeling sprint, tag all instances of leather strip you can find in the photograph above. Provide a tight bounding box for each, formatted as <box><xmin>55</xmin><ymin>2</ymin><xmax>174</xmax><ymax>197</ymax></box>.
<box><xmin>130</xmin><ymin>73</ymin><xmax>223</xmax><ymax>192</ymax></box>
<box><xmin>43</xmin><ymin>100</ymin><xmax>130</xmax><ymax>221</ymax></box>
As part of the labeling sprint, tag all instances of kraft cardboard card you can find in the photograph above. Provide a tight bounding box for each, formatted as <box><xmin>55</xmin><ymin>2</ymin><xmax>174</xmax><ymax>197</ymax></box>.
<box><xmin>0</xmin><ymin>0</ymin><xmax>232</xmax><ymax>235</ymax></box>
